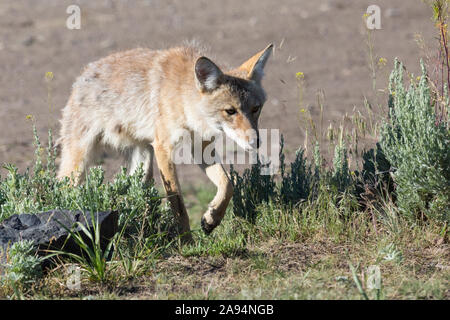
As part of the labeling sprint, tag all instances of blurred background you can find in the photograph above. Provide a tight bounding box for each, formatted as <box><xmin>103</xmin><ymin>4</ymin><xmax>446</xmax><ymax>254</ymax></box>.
<box><xmin>0</xmin><ymin>0</ymin><xmax>435</xmax><ymax>184</ymax></box>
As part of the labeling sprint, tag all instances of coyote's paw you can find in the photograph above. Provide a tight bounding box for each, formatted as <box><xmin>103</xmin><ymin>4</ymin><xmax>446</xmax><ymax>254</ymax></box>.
<box><xmin>201</xmin><ymin>208</ymin><xmax>221</xmax><ymax>235</ymax></box>
<box><xmin>201</xmin><ymin>216</ymin><xmax>216</xmax><ymax>235</ymax></box>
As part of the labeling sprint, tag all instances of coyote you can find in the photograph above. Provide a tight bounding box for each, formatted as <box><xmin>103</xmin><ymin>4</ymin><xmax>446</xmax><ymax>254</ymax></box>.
<box><xmin>57</xmin><ymin>43</ymin><xmax>273</xmax><ymax>241</ymax></box>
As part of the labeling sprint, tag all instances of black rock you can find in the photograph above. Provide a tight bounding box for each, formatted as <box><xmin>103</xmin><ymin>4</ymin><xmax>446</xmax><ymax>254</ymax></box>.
<box><xmin>0</xmin><ymin>210</ymin><xmax>118</xmax><ymax>269</ymax></box>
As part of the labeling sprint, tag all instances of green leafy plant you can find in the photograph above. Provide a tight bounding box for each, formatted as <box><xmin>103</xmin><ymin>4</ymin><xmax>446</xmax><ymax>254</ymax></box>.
<box><xmin>1</xmin><ymin>240</ymin><xmax>43</xmax><ymax>297</ymax></box>
<box><xmin>380</xmin><ymin>59</ymin><xmax>449</xmax><ymax>222</ymax></box>
<box><xmin>230</xmin><ymin>158</ymin><xmax>276</xmax><ymax>223</ymax></box>
<box><xmin>279</xmin><ymin>147</ymin><xmax>313</xmax><ymax>207</ymax></box>
<box><xmin>331</xmin><ymin>140</ymin><xmax>352</xmax><ymax>193</ymax></box>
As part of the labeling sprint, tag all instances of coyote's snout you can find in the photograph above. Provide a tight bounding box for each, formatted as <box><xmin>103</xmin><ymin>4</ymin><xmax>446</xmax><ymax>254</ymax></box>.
<box><xmin>58</xmin><ymin>43</ymin><xmax>273</xmax><ymax>241</ymax></box>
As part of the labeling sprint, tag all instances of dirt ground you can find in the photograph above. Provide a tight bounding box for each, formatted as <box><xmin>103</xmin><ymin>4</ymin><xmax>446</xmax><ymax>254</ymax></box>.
<box><xmin>0</xmin><ymin>0</ymin><xmax>435</xmax><ymax>184</ymax></box>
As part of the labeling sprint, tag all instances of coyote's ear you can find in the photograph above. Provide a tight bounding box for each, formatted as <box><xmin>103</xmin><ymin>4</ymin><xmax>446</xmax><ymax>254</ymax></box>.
<box><xmin>238</xmin><ymin>44</ymin><xmax>273</xmax><ymax>82</ymax></box>
<box><xmin>195</xmin><ymin>57</ymin><xmax>223</xmax><ymax>92</ymax></box>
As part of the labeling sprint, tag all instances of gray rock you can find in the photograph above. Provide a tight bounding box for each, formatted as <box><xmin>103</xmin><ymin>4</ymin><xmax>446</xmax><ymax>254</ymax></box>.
<box><xmin>0</xmin><ymin>210</ymin><xmax>118</xmax><ymax>268</ymax></box>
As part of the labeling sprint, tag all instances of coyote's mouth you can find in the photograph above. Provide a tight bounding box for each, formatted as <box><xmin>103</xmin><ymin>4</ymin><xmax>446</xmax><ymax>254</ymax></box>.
<box><xmin>222</xmin><ymin>125</ymin><xmax>258</xmax><ymax>152</ymax></box>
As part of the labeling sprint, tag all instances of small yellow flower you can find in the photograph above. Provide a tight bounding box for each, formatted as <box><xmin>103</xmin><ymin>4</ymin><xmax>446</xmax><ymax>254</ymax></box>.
<box><xmin>26</xmin><ymin>114</ymin><xmax>33</xmax><ymax>121</ymax></box>
<box><xmin>45</xmin><ymin>71</ymin><xmax>54</xmax><ymax>81</ymax></box>
<box><xmin>300</xmin><ymin>108</ymin><xmax>306</xmax><ymax>113</ymax></box>
<box><xmin>378</xmin><ymin>57</ymin><xmax>387</xmax><ymax>66</ymax></box>
<box><xmin>296</xmin><ymin>72</ymin><xmax>305</xmax><ymax>80</ymax></box>
<box><xmin>416</xmin><ymin>76</ymin><xmax>421</xmax><ymax>81</ymax></box>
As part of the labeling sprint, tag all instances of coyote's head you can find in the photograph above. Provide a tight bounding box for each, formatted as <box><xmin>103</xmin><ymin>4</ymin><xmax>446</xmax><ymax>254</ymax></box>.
<box><xmin>194</xmin><ymin>44</ymin><xmax>273</xmax><ymax>151</ymax></box>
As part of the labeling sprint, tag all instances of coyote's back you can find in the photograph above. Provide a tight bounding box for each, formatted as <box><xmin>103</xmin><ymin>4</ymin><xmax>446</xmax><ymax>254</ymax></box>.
<box><xmin>59</xmin><ymin>47</ymin><xmax>199</xmax><ymax>176</ymax></box>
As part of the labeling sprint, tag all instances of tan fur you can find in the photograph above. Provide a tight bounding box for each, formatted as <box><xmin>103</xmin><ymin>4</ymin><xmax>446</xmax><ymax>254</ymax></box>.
<box><xmin>238</xmin><ymin>44</ymin><xmax>273</xmax><ymax>79</ymax></box>
<box><xmin>57</xmin><ymin>43</ymin><xmax>273</xmax><ymax>241</ymax></box>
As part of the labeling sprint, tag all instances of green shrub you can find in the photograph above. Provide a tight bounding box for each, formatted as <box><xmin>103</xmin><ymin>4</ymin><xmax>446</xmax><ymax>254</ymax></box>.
<box><xmin>1</xmin><ymin>240</ymin><xmax>43</xmax><ymax>287</ymax></box>
<box><xmin>230</xmin><ymin>135</ymin><xmax>356</xmax><ymax>220</ymax></box>
<box><xmin>0</xmin><ymin>129</ymin><xmax>175</xmax><ymax>244</ymax></box>
<box><xmin>279</xmin><ymin>148</ymin><xmax>313</xmax><ymax>206</ymax></box>
<box><xmin>230</xmin><ymin>158</ymin><xmax>276</xmax><ymax>223</ymax></box>
<box><xmin>331</xmin><ymin>141</ymin><xmax>352</xmax><ymax>193</ymax></box>
<box><xmin>380</xmin><ymin>59</ymin><xmax>449</xmax><ymax>222</ymax></box>
<box><xmin>360</xmin><ymin>142</ymin><xmax>392</xmax><ymax>191</ymax></box>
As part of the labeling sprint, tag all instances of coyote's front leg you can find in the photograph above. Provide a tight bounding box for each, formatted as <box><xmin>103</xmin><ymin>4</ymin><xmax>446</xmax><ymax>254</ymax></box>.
<box><xmin>198</xmin><ymin>142</ymin><xmax>233</xmax><ymax>234</ymax></box>
<box><xmin>153</xmin><ymin>142</ymin><xmax>192</xmax><ymax>243</ymax></box>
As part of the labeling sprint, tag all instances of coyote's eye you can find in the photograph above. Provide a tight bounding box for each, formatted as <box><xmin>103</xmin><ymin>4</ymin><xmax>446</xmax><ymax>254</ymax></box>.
<box><xmin>225</xmin><ymin>108</ymin><xmax>237</xmax><ymax>115</ymax></box>
<box><xmin>252</xmin><ymin>105</ymin><xmax>261</xmax><ymax>113</ymax></box>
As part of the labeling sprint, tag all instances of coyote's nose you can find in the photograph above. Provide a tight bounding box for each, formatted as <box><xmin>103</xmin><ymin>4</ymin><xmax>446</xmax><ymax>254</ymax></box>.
<box><xmin>249</xmin><ymin>137</ymin><xmax>260</xmax><ymax>149</ymax></box>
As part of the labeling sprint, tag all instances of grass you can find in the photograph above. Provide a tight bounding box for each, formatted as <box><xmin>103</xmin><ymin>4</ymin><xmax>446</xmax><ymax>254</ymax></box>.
<box><xmin>2</xmin><ymin>181</ymin><xmax>447</xmax><ymax>300</ymax></box>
